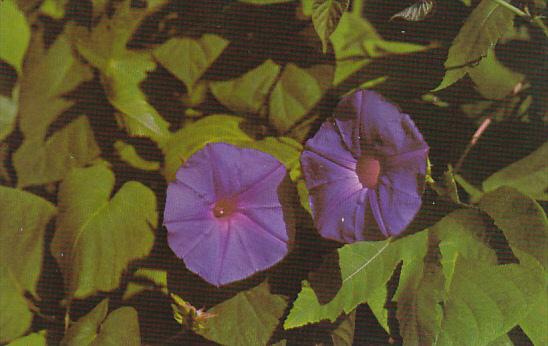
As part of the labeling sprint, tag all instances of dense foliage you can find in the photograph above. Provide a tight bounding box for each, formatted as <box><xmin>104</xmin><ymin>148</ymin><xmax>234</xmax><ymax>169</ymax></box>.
<box><xmin>0</xmin><ymin>0</ymin><xmax>546</xmax><ymax>344</ymax></box>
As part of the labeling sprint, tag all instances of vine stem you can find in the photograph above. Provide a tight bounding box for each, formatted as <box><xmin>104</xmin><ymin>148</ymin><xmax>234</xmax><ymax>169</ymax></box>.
<box><xmin>491</xmin><ymin>0</ymin><xmax>548</xmax><ymax>38</ymax></box>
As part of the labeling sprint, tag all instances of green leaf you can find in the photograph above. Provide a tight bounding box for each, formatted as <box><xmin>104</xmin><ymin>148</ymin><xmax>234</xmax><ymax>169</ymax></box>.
<box><xmin>123</xmin><ymin>268</ymin><xmax>167</xmax><ymax>300</ymax></box>
<box><xmin>482</xmin><ymin>142</ymin><xmax>548</xmax><ymax>201</ymax></box>
<box><xmin>479</xmin><ymin>187</ymin><xmax>548</xmax><ymax>270</ymax></box>
<box><xmin>269</xmin><ymin>63</ymin><xmax>333</xmax><ymax>133</ymax></box>
<box><xmin>311</xmin><ymin>0</ymin><xmax>349</xmax><ymax>53</ymax></box>
<box><xmin>331</xmin><ymin>311</ymin><xmax>355</xmax><ymax>346</ymax></box>
<box><xmin>73</xmin><ymin>0</ymin><xmax>170</xmax><ymax>144</ymax></box>
<box><xmin>0</xmin><ymin>0</ymin><xmax>30</xmax><ymax>74</ymax></box>
<box><xmin>114</xmin><ymin>141</ymin><xmax>160</xmax><ymax>171</ymax></box>
<box><xmin>51</xmin><ymin>164</ymin><xmax>157</xmax><ymax>298</ymax></box>
<box><xmin>210</xmin><ymin>59</ymin><xmax>281</xmax><ymax>115</ymax></box>
<box><xmin>367</xmin><ymin>285</ymin><xmax>389</xmax><ymax>332</ymax></box>
<box><xmin>39</xmin><ymin>0</ymin><xmax>68</xmax><ymax>19</ymax></box>
<box><xmin>0</xmin><ymin>88</ymin><xmax>18</xmax><ymax>142</ymax></box>
<box><xmin>434</xmin><ymin>0</ymin><xmax>515</xmax><ymax>91</ymax></box>
<box><xmin>284</xmin><ymin>231</ymin><xmax>429</xmax><ymax>329</ymax></box>
<box><xmin>330</xmin><ymin>13</ymin><xmax>431</xmax><ymax>85</ymax></box>
<box><xmin>436</xmin><ymin>258</ymin><xmax>544</xmax><ymax>345</ymax></box>
<box><xmin>161</xmin><ymin>115</ymin><xmax>252</xmax><ymax>181</ymax></box>
<box><xmin>154</xmin><ymin>34</ymin><xmax>229</xmax><ymax>91</ymax></box>
<box><xmin>18</xmin><ymin>32</ymin><xmax>93</xmax><ymax>140</ymax></box>
<box><xmin>394</xmin><ymin>233</ymin><xmax>444</xmax><ymax>346</ymax></box>
<box><xmin>200</xmin><ymin>281</ymin><xmax>287</xmax><ymax>346</ymax></box>
<box><xmin>520</xmin><ymin>273</ymin><xmax>548</xmax><ymax>345</ymax></box>
<box><xmin>7</xmin><ymin>331</ymin><xmax>47</xmax><ymax>346</ymax></box>
<box><xmin>468</xmin><ymin>48</ymin><xmax>524</xmax><ymax>99</ymax></box>
<box><xmin>62</xmin><ymin>299</ymin><xmax>141</xmax><ymax>346</ymax></box>
<box><xmin>0</xmin><ymin>187</ymin><xmax>56</xmax><ymax>343</ymax></box>
<box><xmin>13</xmin><ymin>116</ymin><xmax>101</xmax><ymax>188</ymax></box>
<box><xmin>429</xmin><ymin>209</ymin><xmax>497</xmax><ymax>296</ymax></box>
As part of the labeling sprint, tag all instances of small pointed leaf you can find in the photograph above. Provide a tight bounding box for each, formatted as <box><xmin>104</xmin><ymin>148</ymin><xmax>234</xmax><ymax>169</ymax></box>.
<box><xmin>114</xmin><ymin>141</ymin><xmax>160</xmax><ymax>171</ymax></box>
<box><xmin>312</xmin><ymin>0</ymin><xmax>349</xmax><ymax>53</ymax></box>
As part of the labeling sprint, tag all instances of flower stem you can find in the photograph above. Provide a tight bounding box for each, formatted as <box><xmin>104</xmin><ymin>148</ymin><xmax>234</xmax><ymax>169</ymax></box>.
<box><xmin>454</xmin><ymin>117</ymin><xmax>493</xmax><ymax>174</ymax></box>
<box><xmin>491</xmin><ymin>0</ymin><xmax>548</xmax><ymax>37</ymax></box>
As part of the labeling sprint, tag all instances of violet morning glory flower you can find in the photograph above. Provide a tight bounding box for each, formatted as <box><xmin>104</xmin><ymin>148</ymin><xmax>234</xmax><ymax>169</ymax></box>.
<box><xmin>164</xmin><ymin>142</ymin><xmax>291</xmax><ymax>287</ymax></box>
<box><xmin>300</xmin><ymin>90</ymin><xmax>429</xmax><ymax>242</ymax></box>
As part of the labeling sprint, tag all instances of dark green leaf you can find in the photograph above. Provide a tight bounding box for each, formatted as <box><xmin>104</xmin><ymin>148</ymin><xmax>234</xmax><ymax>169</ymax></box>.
<box><xmin>434</xmin><ymin>0</ymin><xmax>515</xmax><ymax>91</ymax></box>
<box><xmin>284</xmin><ymin>231</ymin><xmax>429</xmax><ymax>329</ymax></box>
<box><xmin>482</xmin><ymin>142</ymin><xmax>548</xmax><ymax>201</ymax></box>
<box><xmin>200</xmin><ymin>281</ymin><xmax>287</xmax><ymax>346</ymax></box>
<box><xmin>154</xmin><ymin>34</ymin><xmax>229</xmax><ymax>91</ymax></box>
<box><xmin>311</xmin><ymin>0</ymin><xmax>349</xmax><ymax>53</ymax></box>
<box><xmin>18</xmin><ymin>32</ymin><xmax>93</xmax><ymax>140</ymax></box>
<box><xmin>390</xmin><ymin>0</ymin><xmax>435</xmax><ymax>22</ymax></box>
<box><xmin>210</xmin><ymin>59</ymin><xmax>281</xmax><ymax>115</ymax></box>
<box><xmin>269</xmin><ymin>64</ymin><xmax>332</xmax><ymax>133</ymax></box>
<box><xmin>114</xmin><ymin>140</ymin><xmax>160</xmax><ymax>171</ymax></box>
<box><xmin>51</xmin><ymin>164</ymin><xmax>157</xmax><ymax>298</ymax></box>
<box><xmin>73</xmin><ymin>0</ymin><xmax>170</xmax><ymax>144</ymax></box>
<box><xmin>468</xmin><ymin>48</ymin><xmax>524</xmax><ymax>99</ymax></box>
<box><xmin>437</xmin><ymin>258</ymin><xmax>544</xmax><ymax>345</ymax></box>
<box><xmin>161</xmin><ymin>115</ymin><xmax>252</xmax><ymax>181</ymax></box>
<box><xmin>479</xmin><ymin>187</ymin><xmax>548</xmax><ymax>270</ymax></box>
<box><xmin>0</xmin><ymin>0</ymin><xmax>30</xmax><ymax>74</ymax></box>
<box><xmin>520</xmin><ymin>270</ymin><xmax>548</xmax><ymax>345</ymax></box>
<box><xmin>331</xmin><ymin>311</ymin><xmax>356</xmax><ymax>346</ymax></box>
<box><xmin>0</xmin><ymin>187</ymin><xmax>56</xmax><ymax>343</ymax></box>
<box><xmin>394</xmin><ymin>233</ymin><xmax>444</xmax><ymax>346</ymax></box>
<box><xmin>62</xmin><ymin>299</ymin><xmax>141</xmax><ymax>346</ymax></box>
<box><xmin>13</xmin><ymin>116</ymin><xmax>101</xmax><ymax>188</ymax></box>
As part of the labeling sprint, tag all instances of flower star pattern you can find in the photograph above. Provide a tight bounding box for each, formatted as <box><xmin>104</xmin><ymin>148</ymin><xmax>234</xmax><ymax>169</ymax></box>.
<box><xmin>301</xmin><ymin>90</ymin><xmax>429</xmax><ymax>242</ymax></box>
<box><xmin>164</xmin><ymin>143</ymin><xmax>291</xmax><ymax>286</ymax></box>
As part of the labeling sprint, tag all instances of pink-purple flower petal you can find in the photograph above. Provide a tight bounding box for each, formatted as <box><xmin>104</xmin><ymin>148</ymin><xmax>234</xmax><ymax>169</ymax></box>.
<box><xmin>301</xmin><ymin>90</ymin><xmax>428</xmax><ymax>242</ymax></box>
<box><xmin>164</xmin><ymin>143</ymin><xmax>291</xmax><ymax>286</ymax></box>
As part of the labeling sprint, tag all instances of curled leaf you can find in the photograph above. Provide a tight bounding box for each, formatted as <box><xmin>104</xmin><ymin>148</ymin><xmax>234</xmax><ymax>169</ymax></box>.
<box><xmin>391</xmin><ymin>0</ymin><xmax>435</xmax><ymax>22</ymax></box>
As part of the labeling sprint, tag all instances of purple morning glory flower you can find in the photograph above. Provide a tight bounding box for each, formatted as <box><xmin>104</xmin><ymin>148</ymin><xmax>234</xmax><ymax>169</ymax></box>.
<box><xmin>300</xmin><ymin>90</ymin><xmax>429</xmax><ymax>242</ymax></box>
<box><xmin>164</xmin><ymin>143</ymin><xmax>291</xmax><ymax>286</ymax></box>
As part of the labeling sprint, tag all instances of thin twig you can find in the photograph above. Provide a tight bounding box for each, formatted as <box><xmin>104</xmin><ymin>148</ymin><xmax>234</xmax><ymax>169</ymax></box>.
<box><xmin>454</xmin><ymin>116</ymin><xmax>493</xmax><ymax>174</ymax></box>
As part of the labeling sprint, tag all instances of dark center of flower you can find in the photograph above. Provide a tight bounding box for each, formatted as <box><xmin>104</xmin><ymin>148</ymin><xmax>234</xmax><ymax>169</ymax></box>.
<box><xmin>213</xmin><ymin>198</ymin><xmax>237</xmax><ymax>218</ymax></box>
<box><xmin>356</xmin><ymin>155</ymin><xmax>381</xmax><ymax>189</ymax></box>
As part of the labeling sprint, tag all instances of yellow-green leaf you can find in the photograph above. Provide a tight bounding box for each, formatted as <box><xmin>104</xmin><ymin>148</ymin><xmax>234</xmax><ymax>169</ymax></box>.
<box><xmin>114</xmin><ymin>141</ymin><xmax>160</xmax><ymax>171</ymax></box>
<box><xmin>312</xmin><ymin>0</ymin><xmax>349</xmax><ymax>53</ymax></box>
<box><xmin>13</xmin><ymin>116</ymin><xmax>101</xmax><ymax>188</ymax></box>
<box><xmin>200</xmin><ymin>281</ymin><xmax>287</xmax><ymax>346</ymax></box>
<box><xmin>73</xmin><ymin>0</ymin><xmax>170</xmax><ymax>144</ymax></box>
<box><xmin>210</xmin><ymin>59</ymin><xmax>281</xmax><ymax>115</ymax></box>
<box><xmin>0</xmin><ymin>187</ymin><xmax>56</xmax><ymax>343</ymax></box>
<box><xmin>51</xmin><ymin>164</ymin><xmax>157</xmax><ymax>298</ymax></box>
<box><xmin>269</xmin><ymin>63</ymin><xmax>332</xmax><ymax>133</ymax></box>
<box><xmin>61</xmin><ymin>299</ymin><xmax>141</xmax><ymax>346</ymax></box>
<box><xmin>154</xmin><ymin>34</ymin><xmax>229</xmax><ymax>91</ymax></box>
<box><xmin>7</xmin><ymin>331</ymin><xmax>47</xmax><ymax>346</ymax></box>
<box><xmin>0</xmin><ymin>0</ymin><xmax>30</xmax><ymax>74</ymax></box>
